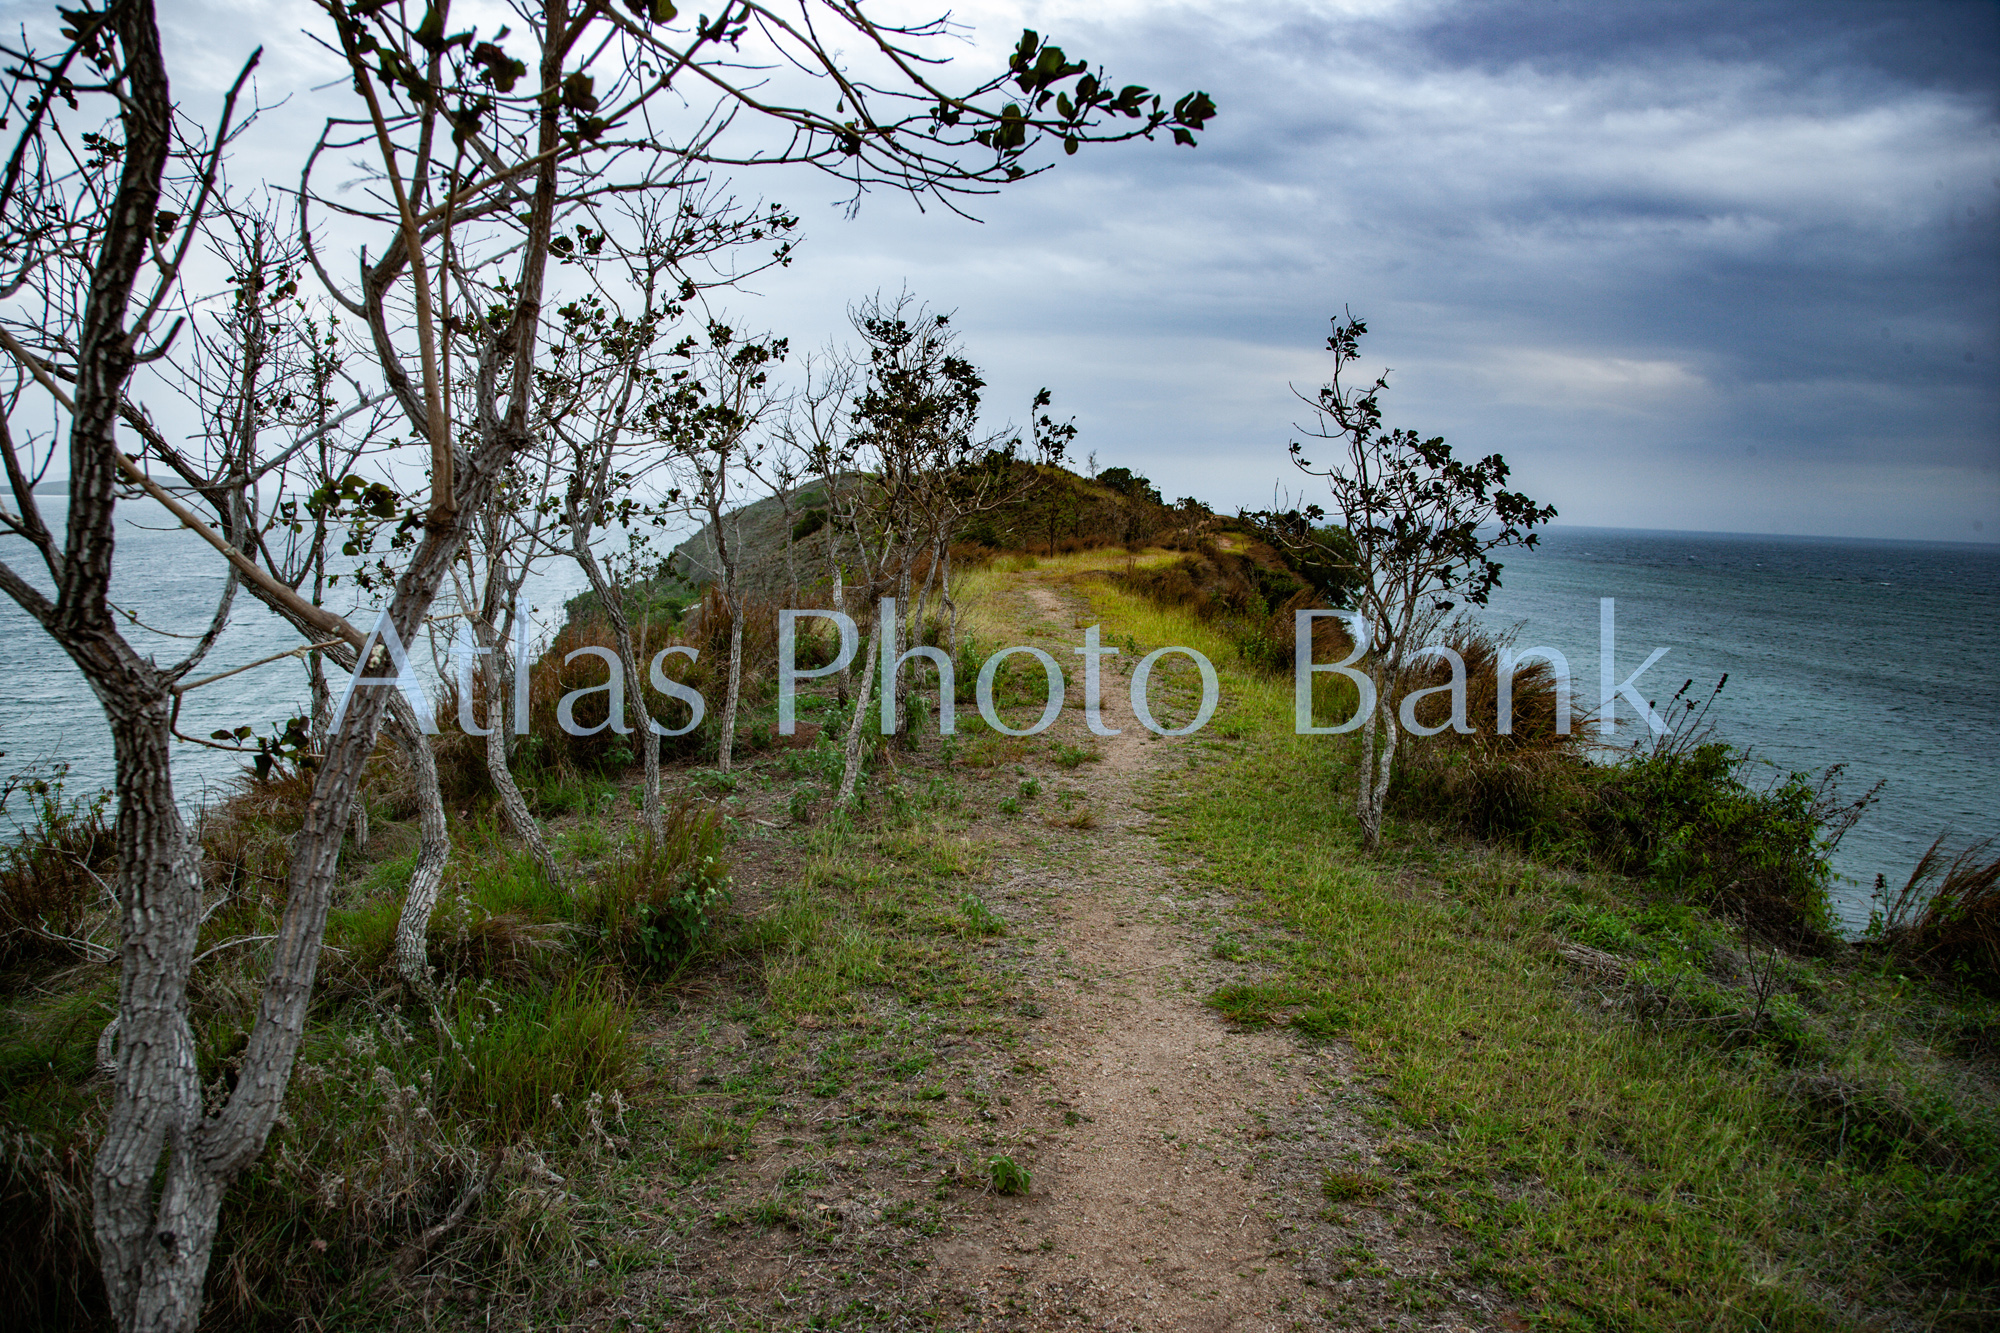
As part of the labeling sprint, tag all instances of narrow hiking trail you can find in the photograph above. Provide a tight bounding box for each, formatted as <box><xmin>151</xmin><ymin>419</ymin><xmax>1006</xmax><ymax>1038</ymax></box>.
<box><xmin>611</xmin><ymin>567</ymin><xmax>1515</xmax><ymax>1332</ymax></box>
<box><xmin>908</xmin><ymin>576</ymin><xmax>1514</xmax><ymax>1333</ymax></box>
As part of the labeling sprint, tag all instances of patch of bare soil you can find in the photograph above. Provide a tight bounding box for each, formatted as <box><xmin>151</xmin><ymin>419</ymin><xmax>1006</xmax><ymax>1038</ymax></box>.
<box><xmin>590</xmin><ymin>575</ymin><xmax>1515</xmax><ymax>1332</ymax></box>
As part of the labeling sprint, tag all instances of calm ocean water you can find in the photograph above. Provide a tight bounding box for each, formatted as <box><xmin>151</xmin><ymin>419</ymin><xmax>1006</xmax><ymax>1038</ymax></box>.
<box><xmin>5</xmin><ymin>507</ymin><xmax>1995</xmax><ymax>929</ymax></box>
<box><xmin>0</xmin><ymin>497</ymin><xmax>589</xmax><ymax>812</ymax></box>
<box><xmin>1467</xmin><ymin>526</ymin><xmax>2000</xmax><ymax>928</ymax></box>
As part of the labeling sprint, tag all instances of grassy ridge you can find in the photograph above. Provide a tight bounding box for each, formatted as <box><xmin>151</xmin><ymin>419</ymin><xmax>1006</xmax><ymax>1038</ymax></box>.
<box><xmin>3</xmin><ymin>547</ymin><xmax>1992</xmax><ymax>1328</ymax></box>
<box><xmin>1078</xmin><ymin>575</ymin><xmax>1996</xmax><ymax>1331</ymax></box>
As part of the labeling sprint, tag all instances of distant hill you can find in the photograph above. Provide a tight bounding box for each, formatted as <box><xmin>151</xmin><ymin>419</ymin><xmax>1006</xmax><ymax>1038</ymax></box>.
<box><xmin>665</xmin><ymin>463</ymin><xmax>1184</xmax><ymax>602</ymax></box>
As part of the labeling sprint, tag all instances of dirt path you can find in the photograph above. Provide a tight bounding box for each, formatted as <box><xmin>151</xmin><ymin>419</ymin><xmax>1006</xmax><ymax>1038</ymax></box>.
<box><xmin>911</xmin><ymin>578</ymin><xmax>1513</xmax><ymax>1331</ymax></box>
<box><xmin>613</xmin><ymin>573</ymin><xmax>1514</xmax><ymax>1331</ymax></box>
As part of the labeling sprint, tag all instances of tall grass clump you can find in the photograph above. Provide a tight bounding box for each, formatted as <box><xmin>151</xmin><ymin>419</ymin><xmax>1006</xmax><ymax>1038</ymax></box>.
<box><xmin>0</xmin><ymin>764</ymin><xmax>115</xmax><ymax>971</ymax></box>
<box><xmin>1389</xmin><ymin>616</ymin><xmax>1583</xmax><ymax>846</ymax></box>
<box><xmin>1877</xmin><ymin>836</ymin><xmax>2000</xmax><ymax>993</ymax></box>
<box><xmin>580</xmin><ymin>799</ymin><xmax>731</xmax><ymax>975</ymax></box>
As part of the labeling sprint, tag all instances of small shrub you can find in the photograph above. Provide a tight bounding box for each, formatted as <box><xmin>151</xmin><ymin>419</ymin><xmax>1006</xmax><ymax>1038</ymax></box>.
<box><xmin>958</xmin><ymin>895</ymin><xmax>1006</xmax><ymax>937</ymax></box>
<box><xmin>988</xmin><ymin>1155</ymin><xmax>1031</xmax><ymax>1195</ymax></box>
<box><xmin>0</xmin><ymin>764</ymin><xmax>115</xmax><ymax>970</ymax></box>
<box><xmin>1052</xmin><ymin>743</ymin><xmax>1100</xmax><ymax>769</ymax></box>
<box><xmin>580</xmin><ymin>801</ymin><xmax>731</xmax><ymax>975</ymax></box>
<box><xmin>688</xmin><ymin>768</ymin><xmax>738</xmax><ymax>796</ymax></box>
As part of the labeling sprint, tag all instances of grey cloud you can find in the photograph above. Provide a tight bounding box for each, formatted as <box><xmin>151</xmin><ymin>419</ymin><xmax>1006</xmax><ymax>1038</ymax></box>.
<box><xmin>139</xmin><ymin>0</ymin><xmax>2000</xmax><ymax>541</ymax></box>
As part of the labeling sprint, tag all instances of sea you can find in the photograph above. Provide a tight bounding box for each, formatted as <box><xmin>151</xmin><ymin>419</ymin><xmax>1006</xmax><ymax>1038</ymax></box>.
<box><xmin>3</xmin><ymin>505</ymin><xmax>1995</xmax><ymax>930</ymax></box>
<box><xmin>0</xmin><ymin>496</ymin><xmax>591</xmax><ymax>814</ymax></box>
<box><xmin>1464</xmin><ymin>526</ymin><xmax>2000</xmax><ymax>928</ymax></box>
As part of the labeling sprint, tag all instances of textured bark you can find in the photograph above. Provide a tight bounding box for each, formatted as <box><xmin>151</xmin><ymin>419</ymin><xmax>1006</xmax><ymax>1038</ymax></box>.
<box><xmin>836</xmin><ymin>614</ymin><xmax>882</xmax><ymax>805</ymax></box>
<box><xmin>389</xmin><ymin>695</ymin><xmax>450</xmax><ymax>990</ymax></box>
<box><xmin>1354</xmin><ymin>654</ymin><xmax>1399</xmax><ymax>853</ymax></box>
<box><xmin>830</xmin><ymin>564</ymin><xmax>850</xmax><ymax>707</ymax></box>
<box><xmin>93</xmin><ymin>692</ymin><xmax>212</xmax><ymax>1333</ymax></box>
<box><xmin>711</xmin><ymin>508</ymin><xmax>745</xmax><ymax>774</ymax></box>
<box><xmin>571</xmin><ymin>532</ymin><xmax>664</xmax><ymax>837</ymax></box>
<box><xmin>75</xmin><ymin>4</ymin><xmax>572</xmax><ymax>1318</ymax></box>
<box><xmin>481</xmin><ymin>638</ymin><xmax>560</xmax><ymax>888</ymax></box>
<box><xmin>889</xmin><ymin>558</ymin><xmax>913</xmax><ymax>730</ymax></box>
<box><xmin>719</xmin><ymin>592</ymin><xmax>744</xmax><ymax>774</ymax></box>
<box><xmin>941</xmin><ymin>542</ymin><xmax>960</xmax><ymax>659</ymax></box>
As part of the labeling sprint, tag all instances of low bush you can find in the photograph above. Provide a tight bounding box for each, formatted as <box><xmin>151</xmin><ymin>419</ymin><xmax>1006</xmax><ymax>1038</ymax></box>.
<box><xmin>1877</xmin><ymin>836</ymin><xmax>2000</xmax><ymax>994</ymax></box>
<box><xmin>580</xmin><ymin>800</ymin><xmax>732</xmax><ymax>975</ymax></box>
<box><xmin>1400</xmin><ymin>668</ymin><xmax>1871</xmax><ymax>945</ymax></box>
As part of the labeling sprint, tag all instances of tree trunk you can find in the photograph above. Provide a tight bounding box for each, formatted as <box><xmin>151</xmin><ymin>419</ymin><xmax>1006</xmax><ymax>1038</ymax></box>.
<box><xmin>890</xmin><ymin>558</ymin><xmax>913</xmax><ymax>732</ymax></box>
<box><xmin>831</xmin><ymin>563</ymin><xmax>850</xmax><ymax>707</ymax></box>
<box><xmin>389</xmin><ymin>695</ymin><xmax>450</xmax><ymax>990</ymax></box>
<box><xmin>836</xmin><ymin>613</ymin><xmax>882</xmax><ymax>804</ymax></box>
<box><xmin>912</xmin><ymin>539</ymin><xmax>940</xmax><ymax>650</ymax></box>
<box><xmin>941</xmin><ymin>542</ymin><xmax>960</xmax><ymax>660</ymax></box>
<box><xmin>1354</xmin><ymin>655</ymin><xmax>1398</xmax><ymax>852</ymax></box>
<box><xmin>718</xmin><ymin>591</ymin><xmax>744</xmax><ymax>773</ymax></box>
<box><xmin>91</xmin><ymin>690</ymin><xmax>211</xmax><ymax>1333</ymax></box>
<box><xmin>570</xmin><ymin>533</ymin><xmax>664</xmax><ymax>838</ymax></box>
<box><xmin>483</xmin><ymin>638</ymin><xmax>560</xmax><ymax>890</ymax></box>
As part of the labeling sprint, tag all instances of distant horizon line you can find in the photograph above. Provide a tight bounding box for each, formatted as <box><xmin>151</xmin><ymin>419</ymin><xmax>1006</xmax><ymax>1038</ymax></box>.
<box><xmin>1518</xmin><ymin>521</ymin><xmax>1998</xmax><ymax>551</ymax></box>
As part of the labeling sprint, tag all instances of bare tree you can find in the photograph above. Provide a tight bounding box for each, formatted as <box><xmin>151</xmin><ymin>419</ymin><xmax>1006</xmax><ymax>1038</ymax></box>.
<box><xmin>668</xmin><ymin>320</ymin><xmax>788</xmax><ymax>773</ymax></box>
<box><xmin>446</xmin><ymin>447</ymin><xmax>565</xmax><ymax>891</ymax></box>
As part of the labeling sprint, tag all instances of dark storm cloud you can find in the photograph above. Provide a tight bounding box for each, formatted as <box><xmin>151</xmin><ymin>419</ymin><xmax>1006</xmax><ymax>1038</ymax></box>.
<box><xmin>132</xmin><ymin>0</ymin><xmax>2000</xmax><ymax>540</ymax></box>
<box><xmin>1412</xmin><ymin>0</ymin><xmax>2000</xmax><ymax>104</ymax></box>
<box><xmin>770</xmin><ymin>0</ymin><xmax>1995</xmax><ymax>540</ymax></box>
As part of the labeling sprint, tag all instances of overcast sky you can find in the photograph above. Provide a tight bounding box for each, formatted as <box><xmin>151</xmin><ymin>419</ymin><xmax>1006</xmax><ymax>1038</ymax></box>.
<box><xmin>125</xmin><ymin>0</ymin><xmax>2000</xmax><ymax>543</ymax></box>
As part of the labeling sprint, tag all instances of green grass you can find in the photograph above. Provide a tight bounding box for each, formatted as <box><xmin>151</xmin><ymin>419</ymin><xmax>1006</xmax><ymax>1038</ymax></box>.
<box><xmin>1079</xmin><ymin>577</ymin><xmax>1997</xmax><ymax>1331</ymax></box>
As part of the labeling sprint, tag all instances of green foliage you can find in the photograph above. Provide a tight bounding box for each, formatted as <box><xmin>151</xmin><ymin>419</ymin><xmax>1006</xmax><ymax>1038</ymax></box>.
<box><xmin>581</xmin><ymin>801</ymin><xmax>732</xmax><ymax>975</ymax></box>
<box><xmin>1392</xmin><ymin>670</ymin><xmax>1867</xmax><ymax>945</ymax></box>
<box><xmin>1111</xmin><ymin>539</ymin><xmax>1320</xmax><ymax>676</ymax></box>
<box><xmin>987</xmin><ymin>1154</ymin><xmax>1031</xmax><ymax>1196</ymax></box>
<box><xmin>1590</xmin><ymin>737</ymin><xmax>1848</xmax><ymax>943</ymax></box>
<box><xmin>1095</xmin><ymin>465</ymin><xmax>1162</xmax><ymax>505</ymax></box>
<box><xmin>443</xmin><ymin>972</ymin><xmax>633</xmax><ymax>1139</ymax></box>
<box><xmin>1244</xmin><ymin>513</ymin><xmax>1362</xmax><ymax>607</ymax></box>
<box><xmin>1322</xmin><ymin>1169</ymin><xmax>1383</xmax><ymax>1203</ymax></box>
<box><xmin>789</xmin><ymin>506</ymin><xmax>827</xmax><ymax>542</ymax></box>
<box><xmin>1205</xmin><ymin>980</ymin><xmax>1345</xmax><ymax>1037</ymax></box>
<box><xmin>956</xmin><ymin>894</ymin><xmax>1006</xmax><ymax>937</ymax></box>
<box><xmin>1051</xmin><ymin>742</ymin><xmax>1099</xmax><ymax>770</ymax></box>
